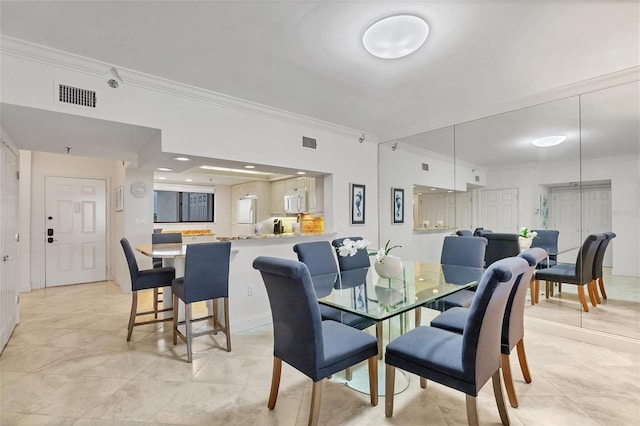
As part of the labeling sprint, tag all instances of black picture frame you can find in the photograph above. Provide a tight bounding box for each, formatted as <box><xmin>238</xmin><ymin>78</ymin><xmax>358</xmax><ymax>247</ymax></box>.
<box><xmin>350</xmin><ymin>183</ymin><xmax>366</xmax><ymax>225</ymax></box>
<box><xmin>392</xmin><ymin>188</ymin><xmax>404</xmax><ymax>224</ymax></box>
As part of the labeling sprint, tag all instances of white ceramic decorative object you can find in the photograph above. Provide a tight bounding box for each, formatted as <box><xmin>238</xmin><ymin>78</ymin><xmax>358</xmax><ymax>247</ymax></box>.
<box><xmin>374</xmin><ymin>255</ymin><xmax>403</xmax><ymax>279</ymax></box>
<box><xmin>519</xmin><ymin>237</ymin><xmax>533</xmax><ymax>250</ymax></box>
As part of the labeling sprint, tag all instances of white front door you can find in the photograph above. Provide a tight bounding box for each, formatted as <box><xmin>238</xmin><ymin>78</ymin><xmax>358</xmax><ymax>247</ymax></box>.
<box><xmin>45</xmin><ymin>177</ymin><xmax>107</xmax><ymax>287</ymax></box>
<box><xmin>1</xmin><ymin>140</ymin><xmax>20</xmax><ymax>351</ymax></box>
<box><xmin>479</xmin><ymin>188</ymin><xmax>519</xmax><ymax>233</ymax></box>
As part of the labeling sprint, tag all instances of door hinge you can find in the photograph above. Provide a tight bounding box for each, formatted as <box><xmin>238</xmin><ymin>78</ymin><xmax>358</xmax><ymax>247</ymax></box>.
<box><xmin>16</xmin><ymin>171</ymin><xmax>20</xmax><ymax>180</ymax></box>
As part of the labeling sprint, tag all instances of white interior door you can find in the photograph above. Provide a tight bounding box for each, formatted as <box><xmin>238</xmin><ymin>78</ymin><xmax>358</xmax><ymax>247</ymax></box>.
<box><xmin>455</xmin><ymin>191</ymin><xmax>473</xmax><ymax>229</ymax></box>
<box><xmin>1</xmin><ymin>140</ymin><xmax>20</xmax><ymax>351</ymax></box>
<box><xmin>45</xmin><ymin>177</ymin><xmax>107</xmax><ymax>287</ymax></box>
<box><xmin>583</xmin><ymin>186</ymin><xmax>613</xmax><ymax>266</ymax></box>
<box><xmin>479</xmin><ymin>188</ymin><xmax>518</xmax><ymax>233</ymax></box>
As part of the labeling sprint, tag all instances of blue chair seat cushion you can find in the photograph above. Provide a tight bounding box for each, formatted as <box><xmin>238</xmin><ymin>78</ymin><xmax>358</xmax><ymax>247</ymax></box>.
<box><xmin>535</xmin><ymin>264</ymin><xmax>583</xmax><ymax>284</ymax></box>
<box><xmin>172</xmin><ymin>277</ymin><xmax>186</xmax><ymax>301</ymax></box>
<box><xmin>386</xmin><ymin>326</ymin><xmax>466</xmax><ymax>383</ymax></box>
<box><xmin>319</xmin><ymin>305</ymin><xmax>376</xmax><ymax>330</ymax></box>
<box><xmin>440</xmin><ymin>289</ymin><xmax>475</xmax><ymax>310</ymax></box>
<box><xmin>134</xmin><ymin>267</ymin><xmax>175</xmax><ymax>291</ymax></box>
<box><xmin>430</xmin><ymin>307</ymin><xmax>468</xmax><ymax>334</ymax></box>
<box><xmin>315</xmin><ymin>320</ymin><xmax>378</xmax><ymax>380</ymax></box>
<box><xmin>536</xmin><ymin>258</ymin><xmax>557</xmax><ymax>268</ymax></box>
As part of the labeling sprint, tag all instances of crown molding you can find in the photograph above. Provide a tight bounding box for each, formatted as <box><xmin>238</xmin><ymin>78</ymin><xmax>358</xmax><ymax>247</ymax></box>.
<box><xmin>384</xmin><ymin>66</ymin><xmax>640</xmax><ymax>142</ymax></box>
<box><xmin>0</xmin><ymin>36</ymin><xmax>378</xmax><ymax>143</ymax></box>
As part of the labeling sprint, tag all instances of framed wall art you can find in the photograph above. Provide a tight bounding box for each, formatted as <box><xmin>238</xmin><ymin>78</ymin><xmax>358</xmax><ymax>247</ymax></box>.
<box><xmin>392</xmin><ymin>187</ymin><xmax>404</xmax><ymax>224</ymax></box>
<box><xmin>350</xmin><ymin>183</ymin><xmax>366</xmax><ymax>225</ymax></box>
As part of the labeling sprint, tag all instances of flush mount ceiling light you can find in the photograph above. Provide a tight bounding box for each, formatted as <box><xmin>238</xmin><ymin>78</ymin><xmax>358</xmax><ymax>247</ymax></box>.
<box><xmin>156</xmin><ymin>167</ymin><xmax>173</xmax><ymax>172</ymax></box>
<box><xmin>362</xmin><ymin>14</ymin><xmax>429</xmax><ymax>59</ymax></box>
<box><xmin>532</xmin><ymin>135</ymin><xmax>567</xmax><ymax>147</ymax></box>
<box><xmin>173</xmin><ymin>156</ymin><xmax>190</xmax><ymax>161</ymax></box>
<box><xmin>296</xmin><ymin>171</ymin><xmax>306</xmax><ymax>175</ymax></box>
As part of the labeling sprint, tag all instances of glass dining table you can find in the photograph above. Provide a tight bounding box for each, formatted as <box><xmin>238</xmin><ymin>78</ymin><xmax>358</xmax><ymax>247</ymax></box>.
<box><xmin>315</xmin><ymin>260</ymin><xmax>483</xmax><ymax>395</ymax></box>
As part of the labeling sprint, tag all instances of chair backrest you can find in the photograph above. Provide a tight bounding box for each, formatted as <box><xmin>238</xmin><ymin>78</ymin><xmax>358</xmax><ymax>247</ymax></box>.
<box><xmin>293</xmin><ymin>241</ymin><xmax>339</xmax><ymax>297</ymax></box>
<box><xmin>182</xmin><ymin>242</ymin><xmax>231</xmax><ymax>302</ymax></box>
<box><xmin>120</xmin><ymin>238</ymin><xmax>139</xmax><ymax>280</ymax></box>
<box><xmin>462</xmin><ymin>256</ymin><xmax>529</xmax><ymax>390</ymax></box>
<box><xmin>456</xmin><ymin>230</ymin><xmax>473</xmax><ymax>237</ymax></box>
<box><xmin>483</xmin><ymin>233</ymin><xmax>520</xmax><ymax>267</ymax></box>
<box><xmin>331</xmin><ymin>237</ymin><xmax>370</xmax><ymax>271</ymax></box>
<box><xmin>530</xmin><ymin>230</ymin><xmax>559</xmax><ymax>255</ymax></box>
<box><xmin>593</xmin><ymin>232</ymin><xmax>616</xmax><ymax>279</ymax></box>
<box><xmin>152</xmin><ymin>232</ymin><xmax>183</xmax><ymax>244</ymax></box>
<box><xmin>253</xmin><ymin>256</ymin><xmax>324</xmax><ymax>380</ymax></box>
<box><xmin>441</xmin><ymin>236</ymin><xmax>487</xmax><ymax>268</ymax></box>
<box><xmin>501</xmin><ymin>248</ymin><xmax>547</xmax><ymax>353</ymax></box>
<box><xmin>475</xmin><ymin>228</ymin><xmax>491</xmax><ymax>237</ymax></box>
<box><xmin>573</xmin><ymin>233</ymin><xmax>606</xmax><ymax>282</ymax></box>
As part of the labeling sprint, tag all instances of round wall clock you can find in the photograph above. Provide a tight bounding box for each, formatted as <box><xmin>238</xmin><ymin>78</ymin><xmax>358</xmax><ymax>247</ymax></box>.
<box><xmin>130</xmin><ymin>181</ymin><xmax>147</xmax><ymax>198</ymax></box>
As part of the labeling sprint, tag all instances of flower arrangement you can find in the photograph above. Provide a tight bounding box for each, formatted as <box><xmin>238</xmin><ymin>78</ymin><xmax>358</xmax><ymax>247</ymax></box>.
<box><xmin>518</xmin><ymin>227</ymin><xmax>538</xmax><ymax>239</ymax></box>
<box><xmin>336</xmin><ymin>238</ymin><xmax>402</xmax><ymax>263</ymax></box>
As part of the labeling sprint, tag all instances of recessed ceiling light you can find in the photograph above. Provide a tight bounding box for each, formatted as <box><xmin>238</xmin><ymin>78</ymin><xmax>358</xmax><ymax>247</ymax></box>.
<box><xmin>244</xmin><ymin>165</ymin><xmax>256</xmax><ymax>169</ymax></box>
<box><xmin>185</xmin><ymin>178</ymin><xmax>193</xmax><ymax>182</ymax></box>
<box><xmin>447</xmin><ymin>190</ymin><xmax>453</xmax><ymax>193</ymax></box>
<box><xmin>173</xmin><ymin>156</ymin><xmax>190</xmax><ymax>161</ymax></box>
<box><xmin>158</xmin><ymin>176</ymin><xmax>166</xmax><ymax>180</ymax></box>
<box><xmin>430</xmin><ymin>188</ymin><xmax>437</xmax><ymax>191</ymax></box>
<box><xmin>362</xmin><ymin>14</ymin><xmax>429</xmax><ymax>59</ymax></box>
<box><xmin>296</xmin><ymin>171</ymin><xmax>306</xmax><ymax>175</ymax></box>
<box><xmin>156</xmin><ymin>167</ymin><xmax>173</xmax><ymax>172</ymax></box>
<box><xmin>532</xmin><ymin>135</ymin><xmax>567</xmax><ymax>147</ymax></box>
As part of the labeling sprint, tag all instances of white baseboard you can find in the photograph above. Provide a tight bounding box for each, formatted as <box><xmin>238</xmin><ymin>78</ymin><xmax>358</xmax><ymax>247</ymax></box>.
<box><xmin>231</xmin><ymin>312</ymin><xmax>272</xmax><ymax>333</ymax></box>
<box><xmin>525</xmin><ymin>317</ymin><xmax>640</xmax><ymax>354</ymax></box>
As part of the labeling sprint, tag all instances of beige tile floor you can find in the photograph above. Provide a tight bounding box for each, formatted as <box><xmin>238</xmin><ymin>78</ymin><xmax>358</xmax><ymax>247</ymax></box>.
<box><xmin>1</xmin><ymin>280</ymin><xmax>639</xmax><ymax>425</ymax></box>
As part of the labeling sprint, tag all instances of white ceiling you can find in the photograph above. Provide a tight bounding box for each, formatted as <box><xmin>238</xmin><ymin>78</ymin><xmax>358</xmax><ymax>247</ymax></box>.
<box><xmin>0</xmin><ymin>1</ymin><xmax>638</xmax><ymax>175</ymax></box>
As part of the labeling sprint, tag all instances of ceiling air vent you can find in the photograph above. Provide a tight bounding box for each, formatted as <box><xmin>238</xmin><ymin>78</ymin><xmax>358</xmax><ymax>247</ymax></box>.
<box><xmin>58</xmin><ymin>84</ymin><xmax>96</xmax><ymax>108</ymax></box>
<box><xmin>302</xmin><ymin>136</ymin><xmax>317</xmax><ymax>149</ymax></box>
<box><xmin>422</xmin><ymin>163</ymin><xmax>429</xmax><ymax>171</ymax></box>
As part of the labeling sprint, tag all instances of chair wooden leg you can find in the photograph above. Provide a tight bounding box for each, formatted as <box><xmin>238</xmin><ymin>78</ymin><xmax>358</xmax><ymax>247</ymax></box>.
<box><xmin>172</xmin><ymin>293</ymin><xmax>179</xmax><ymax>345</ymax></box>
<box><xmin>153</xmin><ymin>288</ymin><xmax>159</xmax><ymax>319</ymax></box>
<box><xmin>185</xmin><ymin>303</ymin><xmax>193</xmax><ymax>363</ymax></box>
<box><xmin>376</xmin><ymin>322</ymin><xmax>383</xmax><ymax>360</ymax></box>
<box><xmin>309</xmin><ymin>380</ymin><xmax>323</xmax><ymax>426</ymax></box>
<box><xmin>385</xmin><ymin>365</ymin><xmax>395</xmax><ymax>417</ymax></box>
<box><xmin>268</xmin><ymin>357</ymin><xmax>282</xmax><ymax>409</ymax></box>
<box><xmin>368</xmin><ymin>356</ymin><xmax>378</xmax><ymax>406</ymax></box>
<box><xmin>516</xmin><ymin>339</ymin><xmax>532</xmax><ymax>383</ymax></box>
<box><xmin>591</xmin><ymin>280</ymin><xmax>601</xmax><ymax>304</ymax></box>
<box><xmin>420</xmin><ymin>377</ymin><xmax>427</xmax><ymax>389</ymax></box>
<box><xmin>534</xmin><ymin>280</ymin><xmax>540</xmax><ymax>303</ymax></box>
<box><xmin>501</xmin><ymin>353</ymin><xmax>518</xmax><ymax>408</ymax></box>
<box><xmin>577</xmin><ymin>285</ymin><xmax>590</xmax><ymax>312</ymax></box>
<box><xmin>127</xmin><ymin>291</ymin><xmax>138</xmax><ymax>342</ymax></box>
<box><xmin>598</xmin><ymin>277</ymin><xmax>607</xmax><ymax>300</ymax></box>
<box><xmin>223</xmin><ymin>297</ymin><xmax>231</xmax><ymax>352</ymax></box>
<box><xmin>466</xmin><ymin>395</ymin><xmax>479</xmax><ymax>426</ymax></box>
<box><xmin>545</xmin><ymin>281</ymin><xmax>550</xmax><ymax>299</ymax></box>
<box><xmin>492</xmin><ymin>371</ymin><xmax>510</xmax><ymax>426</ymax></box>
<box><xmin>586</xmin><ymin>281</ymin><xmax>598</xmax><ymax>307</ymax></box>
<box><xmin>529</xmin><ymin>282</ymin><xmax>536</xmax><ymax>305</ymax></box>
<box><xmin>415</xmin><ymin>306</ymin><xmax>422</xmax><ymax>327</ymax></box>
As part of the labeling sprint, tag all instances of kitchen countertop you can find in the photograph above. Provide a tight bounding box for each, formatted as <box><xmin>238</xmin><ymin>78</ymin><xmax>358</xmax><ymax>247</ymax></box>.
<box><xmin>216</xmin><ymin>232</ymin><xmax>335</xmax><ymax>242</ymax></box>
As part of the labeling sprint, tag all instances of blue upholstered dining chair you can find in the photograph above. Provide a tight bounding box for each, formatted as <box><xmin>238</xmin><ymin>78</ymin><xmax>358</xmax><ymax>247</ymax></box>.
<box><xmin>456</xmin><ymin>229</ymin><xmax>473</xmax><ymax>236</ymax></box>
<box><xmin>120</xmin><ymin>238</ymin><xmax>175</xmax><ymax>341</ymax></box>
<box><xmin>430</xmin><ymin>248</ymin><xmax>547</xmax><ymax>408</ymax></box>
<box><xmin>593</xmin><ymin>232</ymin><xmax>616</xmax><ymax>300</ymax></box>
<box><xmin>530</xmin><ymin>229</ymin><xmax>559</xmax><ymax>268</ymax></box>
<box><xmin>172</xmin><ymin>241</ymin><xmax>231</xmax><ymax>363</ymax></box>
<box><xmin>252</xmin><ymin>256</ymin><xmax>378</xmax><ymax>426</ymax></box>
<box><xmin>293</xmin><ymin>241</ymin><xmax>382</xmax><ymax>363</ymax></box>
<box><xmin>483</xmin><ymin>233</ymin><xmax>521</xmax><ymax>267</ymax></box>
<box><xmin>331</xmin><ymin>236</ymin><xmax>371</xmax><ymax>273</ymax></box>
<box><xmin>415</xmin><ymin>236</ymin><xmax>488</xmax><ymax>327</ymax></box>
<box><xmin>151</xmin><ymin>232</ymin><xmax>182</xmax><ymax>318</ymax></box>
<box><xmin>534</xmin><ymin>233</ymin><xmax>605</xmax><ymax>312</ymax></box>
<box><xmin>385</xmin><ymin>256</ymin><xmax>530</xmax><ymax>426</ymax></box>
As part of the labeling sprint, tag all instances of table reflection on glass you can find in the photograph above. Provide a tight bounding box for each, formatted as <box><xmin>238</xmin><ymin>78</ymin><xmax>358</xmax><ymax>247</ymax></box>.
<box><xmin>316</xmin><ymin>261</ymin><xmax>483</xmax><ymax>395</ymax></box>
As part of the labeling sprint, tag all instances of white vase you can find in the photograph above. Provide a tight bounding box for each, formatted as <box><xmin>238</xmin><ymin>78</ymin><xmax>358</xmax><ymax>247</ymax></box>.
<box><xmin>519</xmin><ymin>237</ymin><xmax>533</xmax><ymax>250</ymax></box>
<box><xmin>374</xmin><ymin>255</ymin><xmax>403</xmax><ymax>279</ymax></box>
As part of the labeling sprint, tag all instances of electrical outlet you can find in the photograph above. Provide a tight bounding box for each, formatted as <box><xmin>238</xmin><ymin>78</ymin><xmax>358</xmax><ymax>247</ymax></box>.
<box><xmin>247</xmin><ymin>284</ymin><xmax>254</xmax><ymax>296</ymax></box>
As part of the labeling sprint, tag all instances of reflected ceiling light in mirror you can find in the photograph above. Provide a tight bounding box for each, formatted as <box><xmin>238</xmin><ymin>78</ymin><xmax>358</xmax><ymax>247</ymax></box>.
<box><xmin>156</xmin><ymin>167</ymin><xmax>173</xmax><ymax>172</ymax></box>
<box><xmin>532</xmin><ymin>135</ymin><xmax>567</xmax><ymax>147</ymax></box>
<box><xmin>173</xmin><ymin>156</ymin><xmax>190</xmax><ymax>161</ymax></box>
<box><xmin>185</xmin><ymin>178</ymin><xmax>193</xmax><ymax>182</ymax></box>
<box><xmin>296</xmin><ymin>171</ymin><xmax>306</xmax><ymax>175</ymax></box>
<box><xmin>362</xmin><ymin>14</ymin><xmax>429</xmax><ymax>59</ymax></box>
<box><xmin>244</xmin><ymin>165</ymin><xmax>255</xmax><ymax>169</ymax></box>
<box><xmin>199</xmin><ymin>165</ymin><xmax>273</xmax><ymax>176</ymax></box>
<box><xmin>158</xmin><ymin>176</ymin><xmax>166</xmax><ymax>180</ymax></box>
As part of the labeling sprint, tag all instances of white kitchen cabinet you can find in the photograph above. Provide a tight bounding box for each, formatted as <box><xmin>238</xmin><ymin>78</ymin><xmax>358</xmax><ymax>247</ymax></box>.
<box><xmin>270</xmin><ymin>180</ymin><xmax>286</xmax><ymax>215</ymax></box>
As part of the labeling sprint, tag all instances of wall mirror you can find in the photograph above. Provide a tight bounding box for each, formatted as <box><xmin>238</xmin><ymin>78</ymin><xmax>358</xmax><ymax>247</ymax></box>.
<box><xmin>378</xmin><ymin>79</ymin><xmax>639</xmax><ymax>340</ymax></box>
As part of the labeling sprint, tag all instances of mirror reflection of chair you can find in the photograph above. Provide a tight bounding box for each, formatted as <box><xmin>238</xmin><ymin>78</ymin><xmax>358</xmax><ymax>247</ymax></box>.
<box><xmin>415</xmin><ymin>235</ymin><xmax>487</xmax><ymax>327</ymax></box>
<box><xmin>151</xmin><ymin>232</ymin><xmax>183</xmax><ymax>318</ymax></box>
<box><xmin>530</xmin><ymin>229</ymin><xmax>559</xmax><ymax>269</ymax></box>
<box><xmin>534</xmin><ymin>233</ymin><xmax>605</xmax><ymax>312</ymax></box>
<box><xmin>456</xmin><ymin>229</ymin><xmax>473</xmax><ymax>236</ymax></box>
<box><xmin>593</xmin><ymin>232</ymin><xmax>616</xmax><ymax>300</ymax></box>
<box><xmin>172</xmin><ymin>241</ymin><xmax>231</xmax><ymax>363</ymax></box>
<box><xmin>120</xmin><ymin>238</ymin><xmax>175</xmax><ymax>341</ymax></box>
<box><xmin>474</xmin><ymin>228</ymin><xmax>491</xmax><ymax>236</ymax></box>
<box><xmin>430</xmin><ymin>248</ymin><xmax>547</xmax><ymax>408</ymax></box>
<box><xmin>483</xmin><ymin>233</ymin><xmax>520</xmax><ymax>267</ymax></box>
<box><xmin>253</xmin><ymin>256</ymin><xmax>378</xmax><ymax>426</ymax></box>
<box><xmin>385</xmin><ymin>257</ymin><xmax>530</xmax><ymax>426</ymax></box>
<box><xmin>293</xmin><ymin>241</ymin><xmax>382</xmax><ymax>364</ymax></box>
